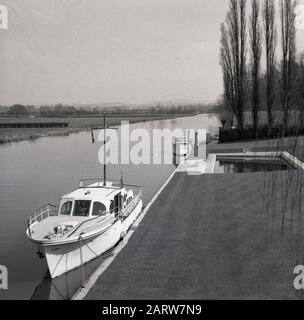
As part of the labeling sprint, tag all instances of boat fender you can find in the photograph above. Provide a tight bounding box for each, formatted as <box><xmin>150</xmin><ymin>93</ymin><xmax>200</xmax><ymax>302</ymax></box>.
<box><xmin>120</xmin><ymin>230</ymin><xmax>126</xmax><ymax>240</ymax></box>
<box><xmin>36</xmin><ymin>248</ymin><xmax>45</xmax><ymax>259</ymax></box>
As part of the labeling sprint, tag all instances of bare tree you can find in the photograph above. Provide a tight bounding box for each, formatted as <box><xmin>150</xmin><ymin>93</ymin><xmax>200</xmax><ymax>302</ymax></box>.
<box><xmin>296</xmin><ymin>52</ymin><xmax>304</xmax><ymax>125</ymax></box>
<box><xmin>263</xmin><ymin>0</ymin><xmax>277</xmax><ymax>131</ymax></box>
<box><xmin>220</xmin><ymin>0</ymin><xmax>247</xmax><ymax>129</ymax></box>
<box><xmin>280</xmin><ymin>0</ymin><xmax>297</xmax><ymax>132</ymax></box>
<box><xmin>220</xmin><ymin>24</ymin><xmax>234</xmax><ymax>116</ymax></box>
<box><xmin>250</xmin><ymin>0</ymin><xmax>262</xmax><ymax>134</ymax></box>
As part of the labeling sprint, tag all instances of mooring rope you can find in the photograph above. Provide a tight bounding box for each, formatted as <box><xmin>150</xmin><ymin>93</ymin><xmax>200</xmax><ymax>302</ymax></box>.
<box><xmin>78</xmin><ymin>233</ymin><xmax>105</xmax><ymax>288</ymax></box>
<box><xmin>51</xmin><ymin>254</ymin><xmax>65</xmax><ymax>278</ymax></box>
<box><xmin>78</xmin><ymin>234</ymin><xmax>86</xmax><ymax>287</ymax></box>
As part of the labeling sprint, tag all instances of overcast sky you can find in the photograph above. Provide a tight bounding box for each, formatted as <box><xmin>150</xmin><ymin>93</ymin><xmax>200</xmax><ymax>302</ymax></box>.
<box><xmin>0</xmin><ymin>0</ymin><xmax>303</xmax><ymax>106</ymax></box>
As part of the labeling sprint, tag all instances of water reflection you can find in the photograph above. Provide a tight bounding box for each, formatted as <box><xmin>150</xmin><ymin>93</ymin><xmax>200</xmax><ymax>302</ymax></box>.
<box><xmin>214</xmin><ymin>159</ymin><xmax>293</xmax><ymax>174</ymax></box>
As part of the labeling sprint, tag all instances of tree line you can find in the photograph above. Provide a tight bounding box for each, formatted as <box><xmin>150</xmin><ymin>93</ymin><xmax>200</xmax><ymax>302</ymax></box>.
<box><xmin>220</xmin><ymin>0</ymin><xmax>303</xmax><ymax>134</ymax></box>
<box><xmin>0</xmin><ymin>102</ymin><xmax>222</xmax><ymax>118</ymax></box>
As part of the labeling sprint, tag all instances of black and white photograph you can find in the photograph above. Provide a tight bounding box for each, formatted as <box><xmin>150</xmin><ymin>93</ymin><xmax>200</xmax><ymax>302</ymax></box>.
<box><xmin>1</xmin><ymin>0</ymin><xmax>304</xmax><ymax>316</ymax></box>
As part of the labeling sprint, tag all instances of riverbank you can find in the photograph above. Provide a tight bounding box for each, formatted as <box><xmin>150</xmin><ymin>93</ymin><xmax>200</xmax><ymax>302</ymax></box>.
<box><xmin>0</xmin><ymin>114</ymin><xmax>191</xmax><ymax>145</ymax></box>
<box><xmin>0</xmin><ymin>127</ymin><xmax>82</xmax><ymax>144</ymax></box>
<box><xmin>85</xmin><ymin>170</ymin><xmax>303</xmax><ymax>299</ymax></box>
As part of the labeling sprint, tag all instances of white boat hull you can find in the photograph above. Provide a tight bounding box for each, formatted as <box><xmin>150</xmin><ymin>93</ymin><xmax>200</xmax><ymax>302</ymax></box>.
<box><xmin>43</xmin><ymin>200</ymin><xmax>142</xmax><ymax>278</ymax></box>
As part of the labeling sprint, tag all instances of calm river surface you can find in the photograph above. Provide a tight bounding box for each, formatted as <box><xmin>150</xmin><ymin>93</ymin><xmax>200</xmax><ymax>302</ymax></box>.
<box><xmin>0</xmin><ymin>114</ymin><xmax>220</xmax><ymax>300</ymax></box>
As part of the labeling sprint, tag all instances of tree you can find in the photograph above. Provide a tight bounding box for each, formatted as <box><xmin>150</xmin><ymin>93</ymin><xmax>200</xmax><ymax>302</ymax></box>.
<box><xmin>54</xmin><ymin>103</ymin><xmax>64</xmax><ymax>116</ymax></box>
<box><xmin>220</xmin><ymin>24</ymin><xmax>234</xmax><ymax>119</ymax></box>
<box><xmin>280</xmin><ymin>0</ymin><xmax>297</xmax><ymax>132</ymax></box>
<box><xmin>250</xmin><ymin>0</ymin><xmax>262</xmax><ymax>134</ymax></box>
<box><xmin>8</xmin><ymin>104</ymin><xmax>28</xmax><ymax>118</ymax></box>
<box><xmin>220</xmin><ymin>0</ymin><xmax>247</xmax><ymax>129</ymax></box>
<box><xmin>263</xmin><ymin>0</ymin><xmax>277</xmax><ymax>131</ymax></box>
<box><xmin>39</xmin><ymin>105</ymin><xmax>54</xmax><ymax>117</ymax></box>
<box><xmin>296</xmin><ymin>52</ymin><xmax>304</xmax><ymax>125</ymax></box>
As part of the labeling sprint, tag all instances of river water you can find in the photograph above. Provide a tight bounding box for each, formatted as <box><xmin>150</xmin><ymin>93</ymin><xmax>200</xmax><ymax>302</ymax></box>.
<box><xmin>0</xmin><ymin>114</ymin><xmax>220</xmax><ymax>300</ymax></box>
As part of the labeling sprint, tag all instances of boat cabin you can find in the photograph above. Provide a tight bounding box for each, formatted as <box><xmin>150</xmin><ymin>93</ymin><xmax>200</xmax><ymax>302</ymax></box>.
<box><xmin>27</xmin><ymin>181</ymin><xmax>138</xmax><ymax>242</ymax></box>
<box><xmin>59</xmin><ymin>183</ymin><xmax>134</xmax><ymax>219</ymax></box>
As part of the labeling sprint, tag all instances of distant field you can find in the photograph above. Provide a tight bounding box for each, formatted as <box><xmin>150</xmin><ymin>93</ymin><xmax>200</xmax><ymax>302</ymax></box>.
<box><xmin>0</xmin><ymin>114</ymin><xmax>183</xmax><ymax>127</ymax></box>
<box><xmin>0</xmin><ymin>114</ymin><xmax>189</xmax><ymax>144</ymax></box>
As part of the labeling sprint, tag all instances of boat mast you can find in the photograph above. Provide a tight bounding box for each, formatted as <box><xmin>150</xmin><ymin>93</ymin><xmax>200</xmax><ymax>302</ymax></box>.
<box><xmin>103</xmin><ymin>112</ymin><xmax>106</xmax><ymax>186</ymax></box>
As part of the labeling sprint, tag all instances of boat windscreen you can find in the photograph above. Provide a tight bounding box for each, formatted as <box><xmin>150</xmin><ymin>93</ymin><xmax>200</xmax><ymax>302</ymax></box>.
<box><xmin>60</xmin><ymin>201</ymin><xmax>73</xmax><ymax>216</ymax></box>
<box><xmin>92</xmin><ymin>202</ymin><xmax>107</xmax><ymax>216</ymax></box>
<box><xmin>73</xmin><ymin>200</ymin><xmax>91</xmax><ymax>217</ymax></box>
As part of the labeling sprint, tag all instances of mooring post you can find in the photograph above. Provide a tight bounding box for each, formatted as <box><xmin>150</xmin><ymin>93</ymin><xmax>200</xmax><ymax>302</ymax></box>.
<box><xmin>103</xmin><ymin>112</ymin><xmax>106</xmax><ymax>187</ymax></box>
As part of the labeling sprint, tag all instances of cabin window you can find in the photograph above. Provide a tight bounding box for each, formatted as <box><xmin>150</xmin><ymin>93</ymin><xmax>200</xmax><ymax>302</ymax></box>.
<box><xmin>110</xmin><ymin>200</ymin><xmax>114</xmax><ymax>213</ymax></box>
<box><xmin>92</xmin><ymin>202</ymin><xmax>107</xmax><ymax>216</ymax></box>
<box><xmin>60</xmin><ymin>201</ymin><xmax>72</xmax><ymax>216</ymax></box>
<box><xmin>73</xmin><ymin>200</ymin><xmax>91</xmax><ymax>217</ymax></box>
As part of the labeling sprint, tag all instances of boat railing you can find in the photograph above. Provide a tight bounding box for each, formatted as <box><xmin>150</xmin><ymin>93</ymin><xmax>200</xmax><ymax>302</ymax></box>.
<box><xmin>78</xmin><ymin>178</ymin><xmax>118</xmax><ymax>189</ymax></box>
<box><xmin>67</xmin><ymin>188</ymin><xmax>142</xmax><ymax>238</ymax></box>
<box><xmin>78</xmin><ymin>178</ymin><xmax>142</xmax><ymax>191</ymax></box>
<box><xmin>120</xmin><ymin>189</ymin><xmax>142</xmax><ymax>219</ymax></box>
<box><xmin>28</xmin><ymin>204</ymin><xmax>58</xmax><ymax>226</ymax></box>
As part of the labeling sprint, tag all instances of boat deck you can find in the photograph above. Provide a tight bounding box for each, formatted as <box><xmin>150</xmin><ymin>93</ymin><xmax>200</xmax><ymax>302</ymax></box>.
<box><xmin>86</xmin><ymin>171</ymin><xmax>304</xmax><ymax>299</ymax></box>
<box><xmin>29</xmin><ymin>216</ymin><xmax>87</xmax><ymax>241</ymax></box>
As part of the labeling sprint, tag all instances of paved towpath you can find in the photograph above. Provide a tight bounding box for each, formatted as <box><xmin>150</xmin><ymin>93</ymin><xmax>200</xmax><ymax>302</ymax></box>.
<box><xmin>87</xmin><ymin>171</ymin><xmax>302</xmax><ymax>299</ymax></box>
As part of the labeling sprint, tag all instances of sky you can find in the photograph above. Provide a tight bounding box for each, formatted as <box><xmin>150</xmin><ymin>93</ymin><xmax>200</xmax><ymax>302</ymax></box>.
<box><xmin>0</xmin><ymin>0</ymin><xmax>303</xmax><ymax>106</ymax></box>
